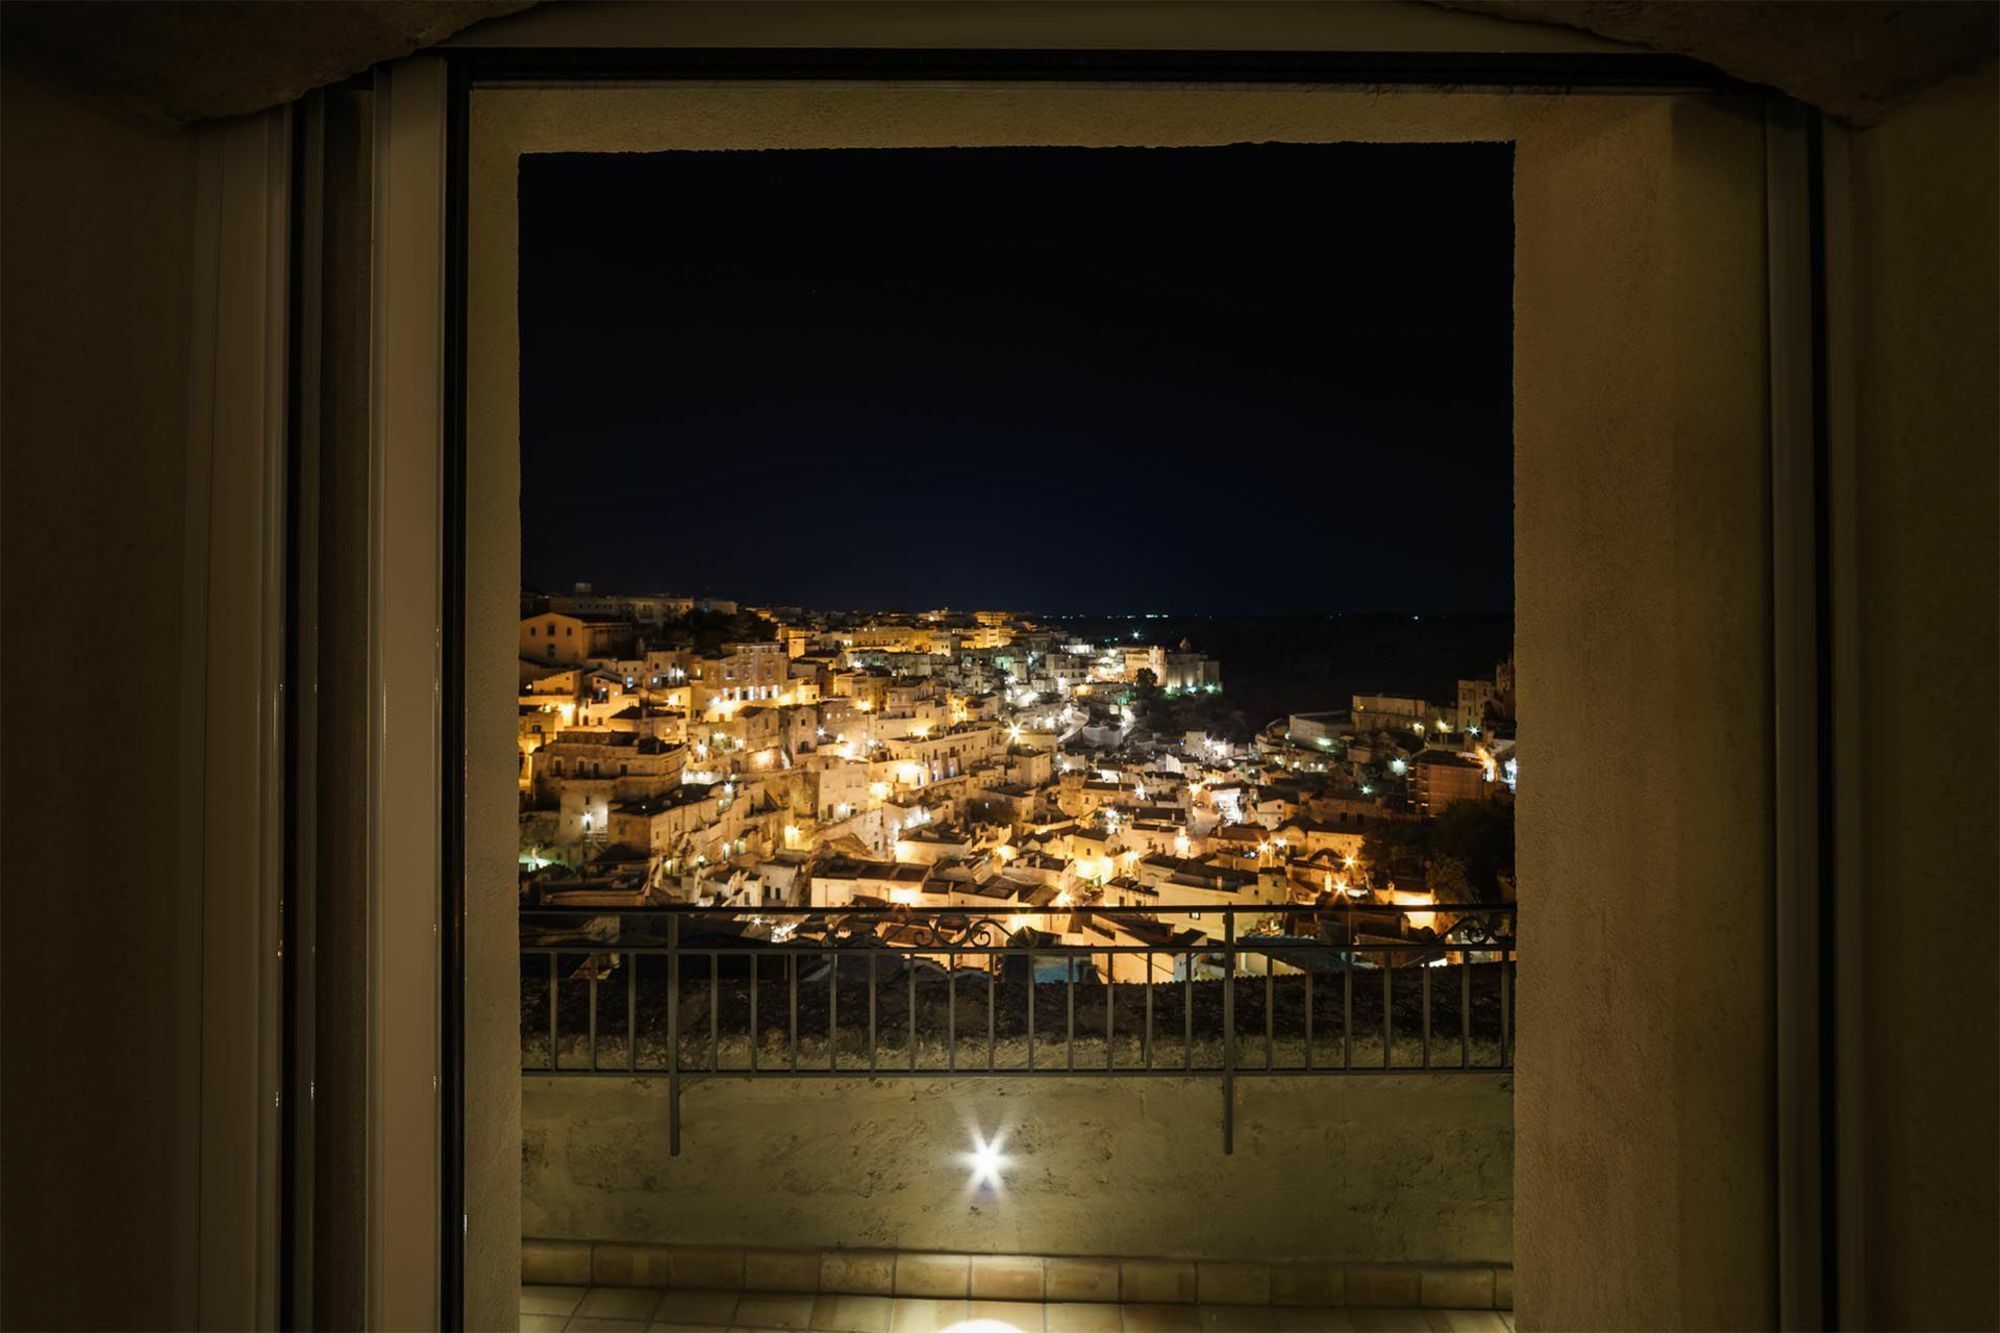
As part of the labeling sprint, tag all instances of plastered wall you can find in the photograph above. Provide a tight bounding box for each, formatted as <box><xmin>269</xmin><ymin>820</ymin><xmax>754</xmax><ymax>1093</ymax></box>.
<box><xmin>1510</xmin><ymin>100</ymin><xmax>1775</xmax><ymax>1332</ymax></box>
<box><xmin>524</xmin><ymin>1075</ymin><xmax>1514</xmax><ymax>1263</ymax></box>
<box><xmin>0</xmin><ymin>65</ymin><xmax>200</xmax><ymax>1332</ymax></box>
<box><xmin>1847</xmin><ymin>61</ymin><xmax>2000</xmax><ymax>1332</ymax></box>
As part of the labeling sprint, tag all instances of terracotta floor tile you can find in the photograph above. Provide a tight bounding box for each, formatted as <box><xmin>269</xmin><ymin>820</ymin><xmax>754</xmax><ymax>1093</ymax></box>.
<box><xmin>965</xmin><ymin>1299</ymin><xmax>1046</xmax><ymax>1331</ymax></box>
<box><xmin>734</xmin><ymin>1293</ymin><xmax>817</xmax><ymax>1330</ymax></box>
<box><xmin>521</xmin><ymin>1285</ymin><xmax>588</xmax><ymax>1318</ymax></box>
<box><xmin>1423</xmin><ymin>1314</ymin><xmax>1506</xmax><ymax>1333</ymax></box>
<box><xmin>889</xmin><ymin>1298</ymin><xmax>970</xmax><ymax>1333</ymax></box>
<box><xmin>1346</xmin><ymin>1312</ymin><xmax>1431</xmax><ymax>1333</ymax></box>
<box><xmin>1045</xmin><ymin>1303</ymin><xmax>1124</xmax><ymax>1333</ymax></box>
<box><xmin>1198</xmin><ymin>1307</ymin><xmax>1283</xmax><ymax>1333</ymax></box>
<box><xmin>810</xmin><ymin>1294</ymin><xmax>895</xmax><ymax>1333</ymax></box>
<box><xmin>656</xmin><ymin>1291</ymin><xmax>748</xmax><ymax>1327</ymax></box>
<box><xmin>580</xmin><ymin>1288</ymin><xmax>670</xmax><ymax>1321</ymax></box>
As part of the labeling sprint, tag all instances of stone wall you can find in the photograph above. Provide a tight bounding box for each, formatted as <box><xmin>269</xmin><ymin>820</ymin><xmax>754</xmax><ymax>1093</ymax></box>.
<box><xmin>523</xmin><ymin>1074</ymin><xmax>1512</xmax><ymax>1265</ymax></box>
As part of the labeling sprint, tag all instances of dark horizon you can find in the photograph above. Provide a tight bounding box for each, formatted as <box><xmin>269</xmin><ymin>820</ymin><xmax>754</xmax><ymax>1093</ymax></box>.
<box><xmin>521</xmin><ymin>142</ymin><xmax>1513</xmax><ymax>615</ymax></box>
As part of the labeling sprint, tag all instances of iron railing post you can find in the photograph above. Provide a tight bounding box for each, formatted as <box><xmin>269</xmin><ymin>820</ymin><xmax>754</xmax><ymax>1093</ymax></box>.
<box><xmin>1382</xmin><ymin>957</ymin><xmax>1394</xmax><ymax>1070</ymax></box>
<box><xmin>1422</xmin><ymin>964</ymin><xmax>1432</xmax><ymax>1070</ymax></box>
<box><xmin>1026</xmin><ymin>949</ymin><xmax>1036</xmax><ymax>1071</ymax></box>
<box><xmin>1065</xmin><ymin>955</ymin><xmax>1075</xmax><ymax>1072</ymax></box>
<box><xmin>1143</xmin><ymin>949</ymin><xmax>1154</xmax><ymax>1070</ymax></box>
<box><xmin>1343</xmin><ymin>900</ymin><xmax>1354</xmax><ymax>1070</ymax></box>
<box><xmin>1105</xmin><ymin>951</ymin><xmax>1115</xmax><ymax>1071</ymax></box>
<box><xmin>546</xmin><ymin>952</ymin><xmax>557</xmax><ymax>1072</ymax></box>
<box><xmin>667</xmin><ymin>916</ymin><xmax>680</xmax><ymax>1156</ymax></box>
<box><xmin>1223</xmin><ymin>913</ymin><xmax>1236</xmax><ymax>1155</ymax></box>
<box><xmin>1461</xmin><ymin>949</ymin><xmax>1472</xmax><ymax>1070</ymax></box>
<box><xmin>1305</xmin><ymin>930</ymin><xmax>1315</xmax><ymax>1072</ymax></box>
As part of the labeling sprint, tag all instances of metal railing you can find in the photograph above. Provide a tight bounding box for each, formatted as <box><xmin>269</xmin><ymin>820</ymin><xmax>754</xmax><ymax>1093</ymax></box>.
<box><xmin>520</xmin><ymin>900</ymin><xmax>1515</xmax><ymax>1153</ymax></box>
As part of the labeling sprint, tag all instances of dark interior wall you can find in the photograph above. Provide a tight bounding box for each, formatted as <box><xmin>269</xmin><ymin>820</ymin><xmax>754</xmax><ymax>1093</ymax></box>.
<box><xmin>308</xmin><ymin>85</ymin><xmax>376</xmax><ymax>1333</ymax></box>
<box><xmin>0</xmin><ymin>63</ymin><xmax>200</xmax><ymax>1332</ymax></box>
<box><xmin>1848</xmin><ymin>60</ymin><xmax>2000</xmax><ymax>1332</ymax></box>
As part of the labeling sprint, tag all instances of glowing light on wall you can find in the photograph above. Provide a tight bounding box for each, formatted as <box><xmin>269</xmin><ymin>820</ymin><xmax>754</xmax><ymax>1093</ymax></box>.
<box><xmin>963</xmin><ymin>1128</ymin><xmax>1009</xmax><ymax>1191</ymax></box>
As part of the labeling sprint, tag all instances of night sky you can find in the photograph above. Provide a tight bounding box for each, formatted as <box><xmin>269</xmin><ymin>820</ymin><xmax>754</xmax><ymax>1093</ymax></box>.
<box><xmin>520</xmin><ymin>143</ymin><xmax>1513</xmax><ymax>614</ymax></box>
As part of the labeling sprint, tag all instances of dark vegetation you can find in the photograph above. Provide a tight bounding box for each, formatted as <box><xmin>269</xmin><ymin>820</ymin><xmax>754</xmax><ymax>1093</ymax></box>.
<box><xmin>1129</xmin><ymin>683</ymin><xmax>1252</xmax><ymax>743</ymax></box>
<box><xmin>1362</xmin><ymin>800</ymin><xmax>1516</xmax><ymax>903</ymax></box>
<box><xmin>643</xmin><ymin>609</ymin><xmax>779</xmax><ymax>656</ymax></box>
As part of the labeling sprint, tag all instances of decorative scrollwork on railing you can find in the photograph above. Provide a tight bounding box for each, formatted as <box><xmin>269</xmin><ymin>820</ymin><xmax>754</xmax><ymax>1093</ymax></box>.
<box><xmin>1441</xmin><ymin>911</ymin><xmax>1514</xmax><ymax>947</ymax></box>
<box><xmin>893</xmin><ymin>910</ymin><xmax>1018</xmax><ymax>950</ymax></box>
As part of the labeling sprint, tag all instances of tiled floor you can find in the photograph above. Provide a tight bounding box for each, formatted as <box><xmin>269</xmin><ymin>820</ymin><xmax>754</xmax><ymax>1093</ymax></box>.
<box><xmin>519</xmin><ymin>1286</ymin><xmax>1516</xmax><ymax>1333</ymax></box>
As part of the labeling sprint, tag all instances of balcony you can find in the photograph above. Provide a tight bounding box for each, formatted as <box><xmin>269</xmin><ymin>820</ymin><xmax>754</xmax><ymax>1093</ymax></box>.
<box><xmin>519</xmin><ymin>903</ymin><xmax>1516</xmax><ymax>1331</ymax></box>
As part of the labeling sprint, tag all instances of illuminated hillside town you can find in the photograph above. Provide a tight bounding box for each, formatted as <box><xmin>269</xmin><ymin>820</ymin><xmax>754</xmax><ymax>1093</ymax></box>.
<box><xmin>519</xmin><ymin>586</ymin><xmax>1517</xmax><ymax>966</ymax></box>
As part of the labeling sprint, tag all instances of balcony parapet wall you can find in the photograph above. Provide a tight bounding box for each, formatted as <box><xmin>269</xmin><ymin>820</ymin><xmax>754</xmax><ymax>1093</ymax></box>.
<box><xmin>523</xmin><ymin>1072</ymin><xmax>1510</xmax><ymax>1268</ymax></box>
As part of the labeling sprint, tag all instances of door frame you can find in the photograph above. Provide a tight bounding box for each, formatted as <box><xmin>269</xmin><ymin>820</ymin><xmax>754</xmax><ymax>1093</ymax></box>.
<box><xmin>286</xmin><ymin>17</ymin><xmax>1849</xmax><ymax>1330</ymax></box>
